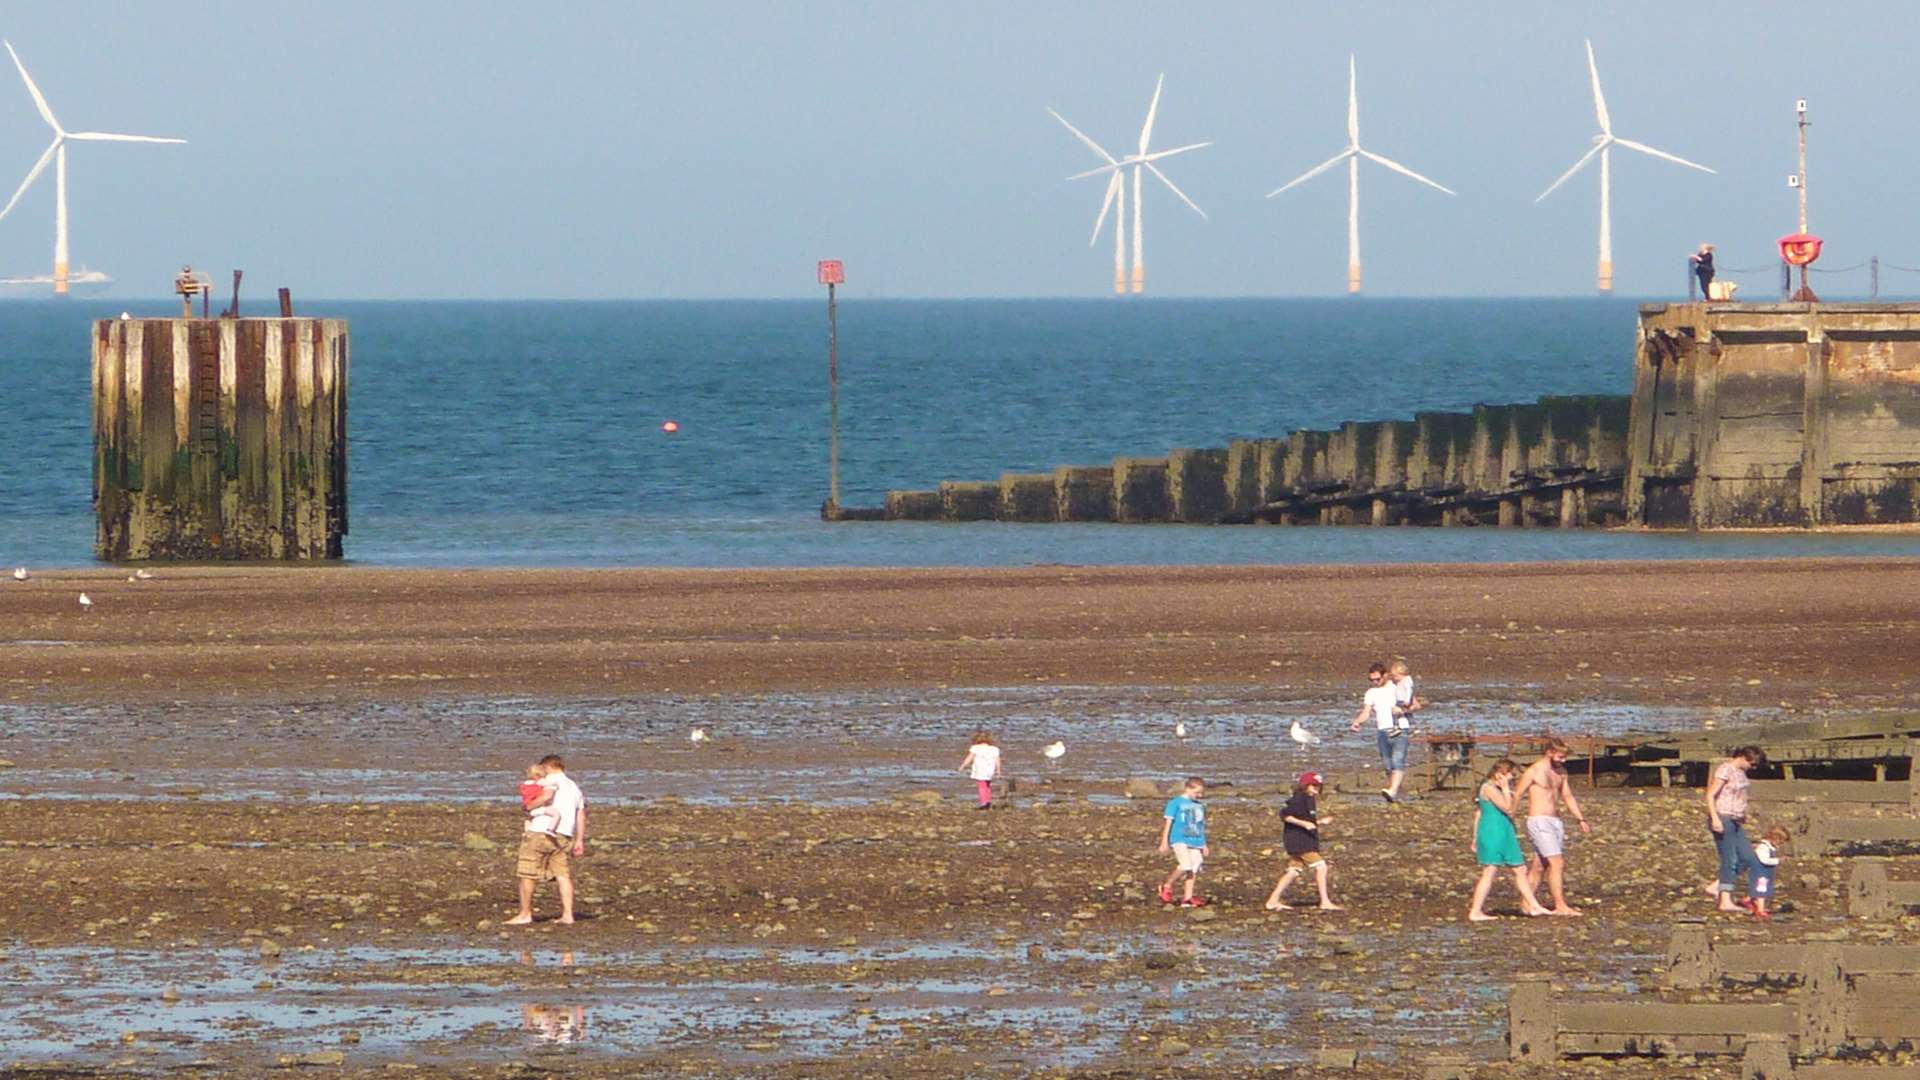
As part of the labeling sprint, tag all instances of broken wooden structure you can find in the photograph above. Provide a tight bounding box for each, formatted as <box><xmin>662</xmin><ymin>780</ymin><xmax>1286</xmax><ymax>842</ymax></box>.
<box><xmin>93</xmin><ymin>318</ymin><xmax>348</xmax><ymax>560</ymax></box>
<box><xmin>1662</xmin><ymin>925</ymin><xmax>1920</xmax><ymax>991</ymax></box>
<box><xmin>1569</xmin><ymin>714</ymin><xmax>1919</xmax><ymax>788</ymax></box>
<box><xmin>1800</xmin><ymin>810</ymin><xmax>1920</xmax><ymax>857</ymax></box>
<box><xmin>1419</xmin><ymin>730</ymin><xmax>1616</xmax><ymax>791</ymax></box>
<box><xmin>1511</xmin><ymin>956</ymin><xmax>1920</xmax><ymax>1067</ymax></box>
<box><xmin>1845</xmin><ymin>859</ymin><xmax>1920</xmax><ymax>918</ymax></box>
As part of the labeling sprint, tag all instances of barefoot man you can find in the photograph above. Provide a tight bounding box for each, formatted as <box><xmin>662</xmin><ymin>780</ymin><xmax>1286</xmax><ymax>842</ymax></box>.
<box><xmin>509</xmin><ymin>754</ymin><xmax>587</xmax><ymax>926</ymax></box>
<box><xmin>1514</xmin><ymin>739</ymin><xmax>1590</xmax><ymax>916</ymax></box>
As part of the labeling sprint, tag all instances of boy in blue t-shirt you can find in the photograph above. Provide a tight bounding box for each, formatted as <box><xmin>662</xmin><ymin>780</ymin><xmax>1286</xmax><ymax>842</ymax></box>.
<box><xmin>1157</xmin><ymin>777</ymin><xmax>1210</xmax><ymax>907</ymax></box>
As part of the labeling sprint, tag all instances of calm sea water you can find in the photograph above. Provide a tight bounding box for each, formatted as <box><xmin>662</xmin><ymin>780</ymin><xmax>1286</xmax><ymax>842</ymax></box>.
<box><xmin>5</xmin><ymin>297</ymin><xmax>1920</xmax><ymax>567</ymax></box>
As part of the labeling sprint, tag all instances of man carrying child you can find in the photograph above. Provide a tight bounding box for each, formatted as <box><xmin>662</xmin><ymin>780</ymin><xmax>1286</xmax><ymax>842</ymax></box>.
<box><xmin>509</xmin><ymin>754</ymin><xmax>588</xmax><ymax>926</ymax></box>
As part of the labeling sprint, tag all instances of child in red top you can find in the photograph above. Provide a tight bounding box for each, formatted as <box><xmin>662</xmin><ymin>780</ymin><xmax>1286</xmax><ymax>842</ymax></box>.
<box><xmin>520</xmin><ymin>764</ymin><xmax>555</xmax><ymax>815</ymax></box>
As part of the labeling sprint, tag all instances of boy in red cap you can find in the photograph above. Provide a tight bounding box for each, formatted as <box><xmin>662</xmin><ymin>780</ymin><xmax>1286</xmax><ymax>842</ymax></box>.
<box><xmin>1265</xmin><ymin>772</ymin><xmax>1344</xmax><ymax>911</ymax></box>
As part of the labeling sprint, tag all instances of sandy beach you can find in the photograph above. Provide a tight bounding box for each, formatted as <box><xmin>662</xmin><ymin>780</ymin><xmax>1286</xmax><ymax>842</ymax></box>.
<box><xmin>3</xmin><ymin>559</ymin><xmax>1918</xmax><ymax>1077</ymax></box>
<box><xmin>6</xmin><ymin>558</ymin><xmax>1920</xmax><ymax>706</ymax></box>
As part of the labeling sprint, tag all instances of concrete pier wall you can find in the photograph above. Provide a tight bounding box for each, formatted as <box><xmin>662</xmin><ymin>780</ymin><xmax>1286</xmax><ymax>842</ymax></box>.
<box><xmin>1628</xmin><ymin>303</ymin><xmax>1920</xmax><ymax>527</ymax></box>
<box><xmin>93</xmin><ymin>317</ymin><xmax>348</xmax><ymax>560</ymax></box>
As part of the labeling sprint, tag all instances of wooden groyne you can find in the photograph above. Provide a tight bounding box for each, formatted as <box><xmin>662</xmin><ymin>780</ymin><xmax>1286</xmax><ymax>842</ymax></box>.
<box><xmin>93</xmin><ymin>318</ymin><xmax>348</xmax><ymax>560</ymax></box>
<box><xmin>877</xmin><ymin>393</ymin><xmax>1631</xmax><ymax>527</ymax></box>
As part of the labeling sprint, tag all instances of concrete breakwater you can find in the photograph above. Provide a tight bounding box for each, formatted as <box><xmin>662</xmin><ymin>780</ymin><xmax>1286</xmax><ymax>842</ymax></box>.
<box><xmin>880</xmin><ymin>393</ymin><xmax>1631</xmax><ymax>527</ymax></box>
<box><xmin>872</xmin><ymin>303</ymin><xmax>1920</xmax><ymax>529</ymax></box>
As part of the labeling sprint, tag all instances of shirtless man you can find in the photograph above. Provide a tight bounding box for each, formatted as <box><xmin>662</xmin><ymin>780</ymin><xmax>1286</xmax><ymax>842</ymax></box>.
<box><xmin>1514</xmin><ymin>739</ymin><xmax>1590</xmax><ymax>916</ymax></box>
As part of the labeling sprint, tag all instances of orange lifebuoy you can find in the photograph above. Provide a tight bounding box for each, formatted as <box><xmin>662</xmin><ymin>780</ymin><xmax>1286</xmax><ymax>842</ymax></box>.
<box><xmin>1778</xmin><ymin>233</ymin><xmax>1824</xmax><ymax>266</ymax></box>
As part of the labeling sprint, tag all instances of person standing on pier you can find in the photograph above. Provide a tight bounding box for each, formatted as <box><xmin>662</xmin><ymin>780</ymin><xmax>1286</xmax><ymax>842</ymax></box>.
<box><xmin>1514</xmin><ymin>739</ymin><xmax>1590</xmax><ymax>916</ymax></box>
<box><xmin>1690</xmin><ymin>243</ymin><xmax>1716</xmax><ymax>300</ymax></box>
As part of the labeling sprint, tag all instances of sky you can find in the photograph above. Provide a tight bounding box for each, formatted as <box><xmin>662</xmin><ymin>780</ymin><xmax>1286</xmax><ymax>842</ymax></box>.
<box><xmin>0</xmin><ymin>2</ymin><xmax>1914</xmax><ymax>299</ymax></box>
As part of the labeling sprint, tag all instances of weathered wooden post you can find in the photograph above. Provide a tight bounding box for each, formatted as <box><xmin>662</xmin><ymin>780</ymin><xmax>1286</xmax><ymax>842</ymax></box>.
<box><xmin>1508</xmin><ymin>976</ymin><xmax>1555</xmax><ymax>1064</ymax></box>
<box><xmin>92</xmin><ymin>317</ymin><xmax>348</xmax><ymax>560</ymax></box>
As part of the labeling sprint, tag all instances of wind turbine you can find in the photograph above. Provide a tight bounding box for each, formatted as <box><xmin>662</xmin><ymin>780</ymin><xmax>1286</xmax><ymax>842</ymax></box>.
<box><xmin>1536</xmin><ymin>40</ymin><xmax>1714</xmax><ymax>292</ymax></box>
<box><xmin>1267</xmin><ymin>55</ymin><xmax>1454</xmax><ymax>295</ymax></box>
<box><xmin>1049</xmin><ymin>74</ymin><xmax>1210</xmax><ymax>295</ymax></box>
<box><xmin>0</xmin><ymin>40</ymin><xmax>186</xmax><ymax>296</ymax></box>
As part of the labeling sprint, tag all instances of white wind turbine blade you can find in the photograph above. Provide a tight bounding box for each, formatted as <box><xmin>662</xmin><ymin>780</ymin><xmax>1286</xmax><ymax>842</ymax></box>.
<box><xmin>1089</xmin><ymin>170</ymin><xmax>1121</xmax><ymax>246</ymax></box>
<box><xmin>1142</xmin><ymin>159</ymin><xmax>1206</xmax><ymax>220</ymax></box>
<box><xmin>1612</xmin><ymin>137</ymin><xmax>1715</xmax><ymax>174</ymax></box>
<box><xmin>1047</xmin><ymin>108</ymin><xmax>1119</xmax><ymax>167</ymax></box>
<box><xmin>1066</xmin><ymin>140</ymin><xmax>1213</xmax><ymax>181</ymax></box>
<box><xmin>4</xmin><ymin>41</ymin><xmax>61</xmax><ymax>133</ymax></box>
<box><xmin>1585</xmin><ymin>39</ymin><xmax>1611</xmax><ymax>136</ymax></box>
<box><xmin>1358</xmin><ymin>149</ymin><xmax>1455</xmax><ymax>195</ymax></box>
<box><xmin>1535</xmin><ymin>140</ymin><xmax>1605</xmax><ymax>202</ymax></box>
<box><xmin>1266</xmin><ymin>148</ymin><xmax>1354</xmax><ymax>198</ymax></box>
<box><xmin>1347</xmin><ymin>54</ymin><xmax>1359</xmax><ymax>146</ymax></box>
<box><xmin>0</xmin><ymin>139</ymin><xmax>56</xmax><ymax>224</ymax></box>
<box><xmin>1138</xmin><ymin>72</ymin><xmax>1164</xmax><ymax>156</ymax></box>
<box><xmin>67</xmin><ymin>132</ymin><xmax>187</xmax><ymax>144</ymax></box>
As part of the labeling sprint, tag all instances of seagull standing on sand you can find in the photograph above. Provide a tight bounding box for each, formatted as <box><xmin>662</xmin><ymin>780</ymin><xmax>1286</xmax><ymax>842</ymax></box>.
<box><xmin>1289</xmin><ymin>720</ymin><xmax>1322</xmax><ymax>746</ymax></box>
<box><xmin>689</xmin><ymin>727</ymin><xmax>709</xmax><ymax>745</ymax></box>
<box><xmin>10</xmin><ymin>567</ymin><xmax>26</xmax><ymax>581</ymax></box>
<box><xmin>1174</xmin><ymin>720</ymin><xmax>1188</xmax><ymax>742</ymax></box>
<box><xmin>77</xmin><ymin>592</ymin><xmax>93</xmax><ymax>611</ymax></box>
<box><xmin>1042</xmin><ymin>741</ymin><xmax>1066</xmax><ymax>771</ymax></box>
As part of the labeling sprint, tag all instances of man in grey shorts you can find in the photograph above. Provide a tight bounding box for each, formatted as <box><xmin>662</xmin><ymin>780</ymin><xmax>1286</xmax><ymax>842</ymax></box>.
<box><xmin>1515</xmin><ymin>739</ymin><xmax>1590</xmax><ymax>916</ymax></box>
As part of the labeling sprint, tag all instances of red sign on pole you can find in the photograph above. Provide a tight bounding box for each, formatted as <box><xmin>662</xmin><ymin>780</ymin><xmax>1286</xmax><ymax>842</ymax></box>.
<box><xmin>817</xmin><ymin>260</ymin><xmax>845</xmax><ymax>285</ymax></box>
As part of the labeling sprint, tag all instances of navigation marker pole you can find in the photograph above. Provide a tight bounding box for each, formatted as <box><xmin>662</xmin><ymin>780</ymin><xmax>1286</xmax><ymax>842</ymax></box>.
<box><xmin>818</xmin><ymin>259</ymin><xmax>845</xmax><ymax>520</ymax></box>
<box><xmin>1780</xmin><ymin>100</ymin><xmax>1822</xmax><ymax>303</ymax></box>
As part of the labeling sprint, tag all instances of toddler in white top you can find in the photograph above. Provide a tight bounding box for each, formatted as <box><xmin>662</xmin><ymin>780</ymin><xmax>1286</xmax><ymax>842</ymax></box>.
<box><xmin>1749</xmin><ymin>824</ymin><xmax>1789</xmax><ymax>919</ymax></box>
<box><xmin>959</xmin><ymin>731</ymin><xmax>1002</xmax><ymax>810</ymax></box>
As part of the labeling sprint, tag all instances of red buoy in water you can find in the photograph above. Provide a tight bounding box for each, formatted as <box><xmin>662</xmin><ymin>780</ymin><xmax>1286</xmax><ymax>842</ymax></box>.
<box><xmin>661</xmin><ymin>420</ymin><xmax>680</xmax><ymax>434</ymax></box>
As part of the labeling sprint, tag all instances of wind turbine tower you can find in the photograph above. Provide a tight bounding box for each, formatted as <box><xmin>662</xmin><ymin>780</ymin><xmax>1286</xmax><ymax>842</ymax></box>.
<box><xmin>1049</xmin><ymin>75</ymin><xmax>1210</xmax><ymax>294</ymax></box>
<box><xmin>0</xmin><ymin>40</ymin><xmax>186</xmax><ymax>295</ymax></box>
<box><xmin>1536</xmin><ymin>40</ymin><xmax>1713</xmax><ymax>292</ymax></box>
<box><xmin>1267</xmin><ymin>55</ymin><xmax>1453</xmax><ymax>294</ymax></box>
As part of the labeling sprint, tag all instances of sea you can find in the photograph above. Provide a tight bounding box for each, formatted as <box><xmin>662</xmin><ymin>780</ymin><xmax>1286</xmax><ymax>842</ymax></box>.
<box><xmin>6</xmin><ymin>296</ymin><xmax>1920</xmax><ymax>568</ymax></box>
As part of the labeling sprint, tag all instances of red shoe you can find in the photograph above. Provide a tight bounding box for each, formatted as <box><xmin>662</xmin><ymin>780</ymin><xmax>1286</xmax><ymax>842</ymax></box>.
<box><xmin>1751</xmin><ymin>908</ymin><xmax>1772</xmax><ymax>921</ymax></box>
<box><xmin>1157</xmin><ymin>884</ymin><xmax>1174</xmax><ymax>905</ymax></box>
<box><xmin>1181</xmin><ymin>896</ymin><xmax>1209</xmax><ymax>908</ymax></box>
<box><xmin>1737</xmin><ymin>898</ymin><xmax>1758</xmax><ymax>915</ymax></box>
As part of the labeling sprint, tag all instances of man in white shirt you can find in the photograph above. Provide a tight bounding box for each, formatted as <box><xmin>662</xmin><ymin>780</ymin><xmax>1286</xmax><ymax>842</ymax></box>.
<box><xmin>1348</xmin><ymin>661</ymin><xmax>1410</xmax><ymax>804</ymax></box>
<box><xmin>508</xmin><ymin>754</ymin><xmax>588</xmax><ymax>926</ymax></box>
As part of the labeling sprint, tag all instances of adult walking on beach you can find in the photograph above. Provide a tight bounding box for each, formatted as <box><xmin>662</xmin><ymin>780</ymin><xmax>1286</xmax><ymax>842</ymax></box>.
<box><xmin>509</xmin><ymin>754</ymin><xmax>588</xmax><ymax>926</ymax></box>
<box><xmin>1466</xmin><ymin>759</ymin><xmax>1548</xmax><ymax>921</ymax></box>
<box><xmin>1702</xmin><ymin>746</ymin><xmax>1765</xmax><ymax>914</ymax></box>
<box><xmin>1349</xmin><ymin>661</ymin><xmax>1410</xmax><ymax>803</ymax></box>
<box><xmin>1514</xmin><ymin>739</ymin><xmax>1590</xmax><ymax>916</ymax></box>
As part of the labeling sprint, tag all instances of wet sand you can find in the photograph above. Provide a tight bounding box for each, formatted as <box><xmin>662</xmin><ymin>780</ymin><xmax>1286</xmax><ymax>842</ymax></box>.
<box><xmin>3</xmin><ymin>559</ymin><xmax>1918</xmax><ymax>1077</ymax></box>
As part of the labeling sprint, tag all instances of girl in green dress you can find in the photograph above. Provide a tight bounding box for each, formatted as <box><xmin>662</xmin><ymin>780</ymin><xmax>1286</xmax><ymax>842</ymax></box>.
<box><xmin>1468</xmin><ymin>759</ymin><xmax>1549</xmax><ymax>921</ymax></box>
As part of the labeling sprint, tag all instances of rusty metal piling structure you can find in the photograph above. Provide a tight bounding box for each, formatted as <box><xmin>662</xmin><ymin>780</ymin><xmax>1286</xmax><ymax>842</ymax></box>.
<box><xmin>92</xmin><ymin>317</ymin><xmax>348</xmax><ymax>560</ymax></box>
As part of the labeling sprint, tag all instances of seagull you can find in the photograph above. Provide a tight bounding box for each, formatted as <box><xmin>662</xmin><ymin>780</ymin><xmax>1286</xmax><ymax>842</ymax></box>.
<box><xmin>689</xmin><ymin>728</ymin><xmax>709</xmax><ymax>745</ymax></box>
<box><xmin>77</xmin><ymin>592</ymin><xmax>93</xmax><ymax>611</ymax></box>
<box><xmin>10</xmin><ymin>567</ymin><xmax>26</xmax><ymax>581</ymax></box>
<box><xmin>119</xmin><ymin>311</ymin><xmax>131</xmax><ymax>320</ymax></box>
<box><xmin>1289</xmin><ymin>720</ymin><xmax>1322</xmax><ymax>746</ymax></box>
<box><xmin>1174</xmin><ymin>720</ymin><xmax>1188</xmax><ymax>741</ymax></box>
<box><xmin>1043</xmin><ymin>741</ymin><xmax>1066</xmax><ymax>762</ymax></box>
<box><xmin>134</xmin><ymin>569</ymin><xmax>153</xmax><ymax>580</ymax></box>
